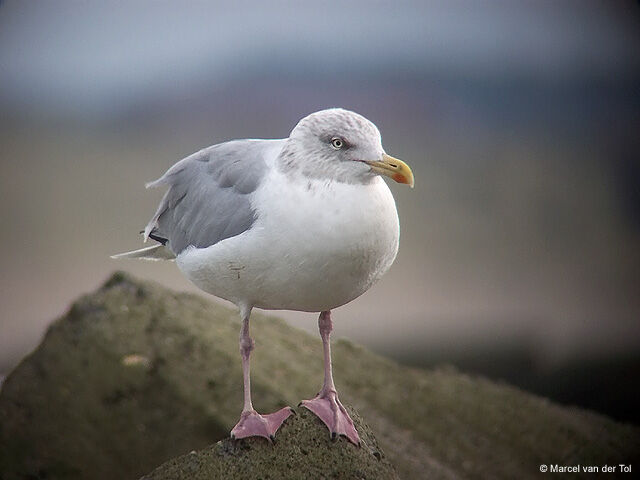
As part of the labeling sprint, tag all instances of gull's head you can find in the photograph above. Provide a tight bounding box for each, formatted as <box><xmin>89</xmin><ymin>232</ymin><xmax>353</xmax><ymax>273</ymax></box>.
<box><xmin>281</xmin><ymin>108</ymin><xmax>414</xmax><ymax>188</ymax></box>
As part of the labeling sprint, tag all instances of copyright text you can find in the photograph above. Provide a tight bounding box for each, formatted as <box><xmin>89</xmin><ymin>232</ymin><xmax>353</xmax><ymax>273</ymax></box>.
<box><xmin>539</xmin><ymin>464</ymin><xmax>632</xmax><ymax>473</ymax></box>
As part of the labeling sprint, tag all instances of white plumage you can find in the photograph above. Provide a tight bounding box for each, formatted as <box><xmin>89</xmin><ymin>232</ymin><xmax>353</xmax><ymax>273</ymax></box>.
<box><xmin>113</xmin><ymin>108</ymin><xmax>413</xmax><ymax>445</ymax></box>
<box><xmin>177</xmin><ymin>160</ymin><xmax>399</xmax><ymax>313</ymax></box>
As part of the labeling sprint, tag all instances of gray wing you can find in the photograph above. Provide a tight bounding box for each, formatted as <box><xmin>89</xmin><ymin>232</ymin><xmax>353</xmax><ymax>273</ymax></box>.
<box><xmin>144</xmin><ymin>139</ymin><xmax>279</xmax><ymax>255</ymax></box>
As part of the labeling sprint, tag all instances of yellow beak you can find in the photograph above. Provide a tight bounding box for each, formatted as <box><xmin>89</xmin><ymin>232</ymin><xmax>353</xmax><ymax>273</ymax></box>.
<box><xmin>365</xmin><ymin>154</ymin><xmax>414</xmax><ymax>188</ymax></box>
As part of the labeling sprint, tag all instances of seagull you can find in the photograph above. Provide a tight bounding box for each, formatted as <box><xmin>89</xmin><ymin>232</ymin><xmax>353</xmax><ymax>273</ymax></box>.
<box><xmin>113</xmin><ymin>108</ymin><xmax>414</xmax><ymax>445</ymax></box>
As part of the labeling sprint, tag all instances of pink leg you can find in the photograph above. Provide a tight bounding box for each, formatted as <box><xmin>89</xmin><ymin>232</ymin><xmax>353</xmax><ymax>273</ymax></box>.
<box><xmin>300</xmin><ymin>310</ymin><xmax>360</xmax><ymax>445</ymax></box>
<box><xmin>230</xmin><ymin>309</ymin><xmax>293</xmax><ymax>441</ymax></box>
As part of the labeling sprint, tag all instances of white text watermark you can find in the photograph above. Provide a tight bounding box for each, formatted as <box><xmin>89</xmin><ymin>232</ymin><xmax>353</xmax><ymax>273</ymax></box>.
<box><xmin>539</xmin><ymin>464</ymin><xmax>632</xmax><ymax>474</ymax></box>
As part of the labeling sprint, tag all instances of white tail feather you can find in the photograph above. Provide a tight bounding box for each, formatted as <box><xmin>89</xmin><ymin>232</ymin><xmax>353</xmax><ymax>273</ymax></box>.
<box><xmin>110</xmin><ymin>244</ymin><xmax>175</xmax><ymax>261</ymax></box>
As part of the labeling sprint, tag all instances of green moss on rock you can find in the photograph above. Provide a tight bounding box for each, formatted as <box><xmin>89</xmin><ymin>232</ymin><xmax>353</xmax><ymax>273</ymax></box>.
<box><xmin>1</xmin><ymin>272</ymin><xmax>639</xmax><ymax>480</ymax></box>
<box><xmin>142</xmin><ymin>407</ymin><xmax>398</xmax><ymax>480</ymax></box>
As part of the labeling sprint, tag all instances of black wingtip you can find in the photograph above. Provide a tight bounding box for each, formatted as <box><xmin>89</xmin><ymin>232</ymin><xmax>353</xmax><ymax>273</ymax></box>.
<box><xmin>148</xmin><ymin>232</ymin><xmax>168</xmax><ymax>245</ymax></box>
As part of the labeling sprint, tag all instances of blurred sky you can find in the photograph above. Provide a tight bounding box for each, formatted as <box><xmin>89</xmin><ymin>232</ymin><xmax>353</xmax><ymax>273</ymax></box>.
<box><xmin>1</xmin><ymin>1</ymin><xmax>639</xmax><ymax>379</ymax></box>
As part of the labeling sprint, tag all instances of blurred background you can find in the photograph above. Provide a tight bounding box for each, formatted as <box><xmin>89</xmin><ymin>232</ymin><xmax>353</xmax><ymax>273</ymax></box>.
<box><xmin>1</xmin><ymin>1</ymin><xmax>638</xmax><ymax>423</ymax></box>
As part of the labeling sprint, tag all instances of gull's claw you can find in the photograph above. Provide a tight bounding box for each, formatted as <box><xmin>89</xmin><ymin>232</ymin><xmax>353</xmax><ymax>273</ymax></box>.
<box><xmin>301</xmin><ymin>390</ymin><xmax>360</xmax><ymax>446</ymax></box>
<box><xmin>230</xmin><ymin>407</ymin><xmax>293</xmax><ymax>441</ymax></box>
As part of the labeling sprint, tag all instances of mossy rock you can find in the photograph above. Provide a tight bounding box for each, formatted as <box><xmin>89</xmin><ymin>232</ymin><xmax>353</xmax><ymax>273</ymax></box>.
<box><xmin>141</xmin><ymin>407</ymin><xmax>397</xmax><ymax>480</ymax></box>
<box><xmin>1</xmin><ymin>272</ymin><xmax>639</xmax><ymax>479</ymax></box>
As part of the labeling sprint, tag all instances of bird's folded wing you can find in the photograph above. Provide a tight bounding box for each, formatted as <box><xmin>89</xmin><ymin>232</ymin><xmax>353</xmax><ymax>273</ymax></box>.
<box><xmin>144</xmin><ymin>139</ymin><xmax>276</xmax><ymax>255</ymax></box>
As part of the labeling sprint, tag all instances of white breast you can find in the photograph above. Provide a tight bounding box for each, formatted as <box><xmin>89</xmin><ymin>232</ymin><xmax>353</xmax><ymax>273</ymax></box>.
<box><xmin>177</xmin><ymin>170</ymin><xmax>400</xmax><ymax>312</ymax></box>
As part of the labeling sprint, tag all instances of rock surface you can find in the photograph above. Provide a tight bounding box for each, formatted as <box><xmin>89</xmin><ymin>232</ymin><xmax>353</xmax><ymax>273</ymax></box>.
<box><xmin>1</xmin><ymin>272</ymin><xmax>639</xmax><ymax>480</ymax></box>
<box><xmin>141</xmin><ymin>407</ymin><xmax>397</xmax><ymax>480</ymax></box>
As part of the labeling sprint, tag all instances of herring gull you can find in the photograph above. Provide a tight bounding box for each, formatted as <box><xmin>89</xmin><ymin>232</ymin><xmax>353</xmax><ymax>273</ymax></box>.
<box><xmin>113</xmin><ymin>108</ymin><xmax>414</xmax><ymax>445</ymax></box>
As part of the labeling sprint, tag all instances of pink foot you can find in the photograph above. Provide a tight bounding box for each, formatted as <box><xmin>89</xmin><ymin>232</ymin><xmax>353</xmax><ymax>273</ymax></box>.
<box><xmin>230</xmin><ymin>407</ymin><xmax>293</xmax><ymax>441</ymax></box>
<box><xmin>301</xmin><ymin>390</ymin><xmax>360</xmax><ymax>445</ymax></box>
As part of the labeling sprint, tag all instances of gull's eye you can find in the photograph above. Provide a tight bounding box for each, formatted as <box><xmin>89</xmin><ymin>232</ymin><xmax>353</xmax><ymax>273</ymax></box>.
<box><xmin>330</xmin><ymin>137</ymin><xmax>344</xmax><ymax>150</ymax></box>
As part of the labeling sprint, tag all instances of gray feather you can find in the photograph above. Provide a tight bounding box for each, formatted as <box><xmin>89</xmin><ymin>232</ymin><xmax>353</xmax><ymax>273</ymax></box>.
<box><xmin>144</xmin><ymin>139</ymin><xmax>276</xmax><ymax>255</ymax></box>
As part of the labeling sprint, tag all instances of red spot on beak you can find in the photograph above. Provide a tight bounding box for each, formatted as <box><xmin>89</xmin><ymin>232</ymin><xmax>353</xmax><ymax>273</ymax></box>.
<box><xmin>393</xmin><ymin>173</ymin><xmax>406</xmax><ymax>184</ymax></box>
